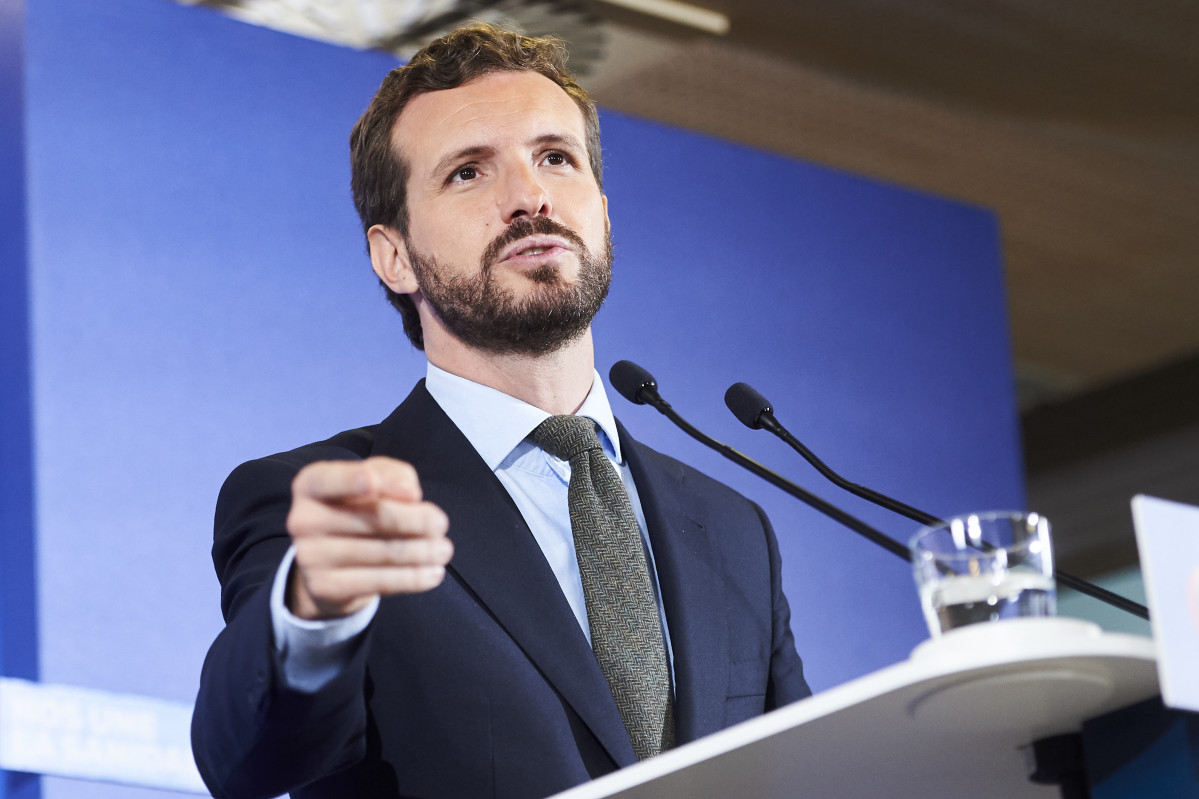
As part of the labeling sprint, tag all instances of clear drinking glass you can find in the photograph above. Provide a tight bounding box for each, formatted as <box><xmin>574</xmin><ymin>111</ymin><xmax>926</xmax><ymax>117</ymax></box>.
<box><xmin>910</xmin><ymin>511</ymin><xmax>1057</xmax><ymax>637</ymax></box>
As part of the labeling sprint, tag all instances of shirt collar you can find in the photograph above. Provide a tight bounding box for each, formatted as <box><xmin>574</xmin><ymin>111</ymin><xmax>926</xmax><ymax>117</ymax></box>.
<box><xmin>424</xmin><ymin>362</ymin><xmax>623</xmax><ymax>470</ymax></box>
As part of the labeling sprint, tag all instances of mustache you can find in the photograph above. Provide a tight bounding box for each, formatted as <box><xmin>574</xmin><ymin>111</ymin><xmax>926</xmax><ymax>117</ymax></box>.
<box><xmin>482</xmin><ymin>216</ymin><xmax>588</xmax><ymax>269</ymax></box>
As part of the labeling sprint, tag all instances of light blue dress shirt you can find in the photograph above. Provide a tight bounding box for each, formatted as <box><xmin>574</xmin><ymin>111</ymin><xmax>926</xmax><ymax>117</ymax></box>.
<box><xmin>271</xmin><ymin>363</ymin><xmax>674</xmax><ymax>692</ymax></box>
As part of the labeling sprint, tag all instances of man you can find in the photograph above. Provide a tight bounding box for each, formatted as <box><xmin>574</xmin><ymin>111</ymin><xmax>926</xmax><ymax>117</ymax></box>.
<box><xmin>192</xmin><ymin>23</ymin><xmax>810</xmax><ymax>799</ymax></box>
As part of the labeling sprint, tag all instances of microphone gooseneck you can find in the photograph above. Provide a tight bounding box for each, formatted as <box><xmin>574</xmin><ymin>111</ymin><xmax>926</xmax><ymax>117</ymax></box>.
<box><xmin>608</xmin><ymin>361</ymin><xmax>910</xmax><ymax>561</ymax></box>
<box><xmin>724</xmin><ymin>382</ymin><xmax>939</xmax><ymax>526</ymax></box>
<box><xmin>724</xmin><ymin>380</ymin><xmax>1150</xmax><ymax>621</ymax></box>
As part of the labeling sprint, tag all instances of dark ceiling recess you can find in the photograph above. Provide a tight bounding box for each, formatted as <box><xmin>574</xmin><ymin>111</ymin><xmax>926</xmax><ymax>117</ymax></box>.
<box><xmin>1023</xmin><ymin>352</ymin><xmax>1199</xmax><ymax>577</ymax></box>
<box><xmin>1024</xmin><ymin>352</ymin><xmax>1199</xmax><ymax>476</ymax></box>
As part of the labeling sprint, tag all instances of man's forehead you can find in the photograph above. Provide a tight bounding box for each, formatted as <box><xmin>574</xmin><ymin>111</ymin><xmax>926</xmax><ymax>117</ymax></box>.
<box><xmin>391</xmin><ymin>71</ymin><xmax>585</xmax><ymax>163</ymax></box>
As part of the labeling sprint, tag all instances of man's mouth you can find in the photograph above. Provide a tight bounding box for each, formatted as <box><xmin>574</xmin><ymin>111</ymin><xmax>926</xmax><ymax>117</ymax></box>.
<box><xmin>498</xmin><ymin>236</ymin><xmax>572</xmax><ymax>263</ymax></box>
<box><xmin>483</xmin><ymin>217</ymin><xmax>587</xmax><ymax>268</ymax></box>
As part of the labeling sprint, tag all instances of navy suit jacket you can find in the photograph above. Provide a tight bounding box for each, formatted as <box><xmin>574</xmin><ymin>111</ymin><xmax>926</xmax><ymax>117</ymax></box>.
<box><xmin>192</xmin><ymin>381</ymin><xmax>810</xmax><ymax>799</ymax></box>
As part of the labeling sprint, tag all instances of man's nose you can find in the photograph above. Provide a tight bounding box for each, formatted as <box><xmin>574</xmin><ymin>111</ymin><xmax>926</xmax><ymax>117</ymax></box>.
<box><xmin>500</xmin><ymin>164</ymin><xmax>550</xmax><ymax>223</ymax></box>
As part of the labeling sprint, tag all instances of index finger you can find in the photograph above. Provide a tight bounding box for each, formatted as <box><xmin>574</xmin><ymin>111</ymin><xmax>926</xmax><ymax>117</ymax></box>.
<box><xmin>292</xmin><ymin>457</ymin><xmax>421</xmax><ymax>504</ymax></box>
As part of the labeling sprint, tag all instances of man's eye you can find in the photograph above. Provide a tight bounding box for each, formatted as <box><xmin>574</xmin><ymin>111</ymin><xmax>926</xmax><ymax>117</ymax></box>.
<box><xmin>545</xmin><ymin>152</ymin><xmax>566</xmax><ymax>166</ymax></box>
<box><xmin>455</xmin><ymin>166</ymin><xmax>478</xmax><ymax>181</ymax></box>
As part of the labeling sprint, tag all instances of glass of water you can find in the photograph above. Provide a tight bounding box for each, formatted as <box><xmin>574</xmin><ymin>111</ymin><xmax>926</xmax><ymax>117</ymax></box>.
<box><xmin>910</xmin><ymin>511</ymin><xmax>1057</xmax><ymax>637</ymax></box>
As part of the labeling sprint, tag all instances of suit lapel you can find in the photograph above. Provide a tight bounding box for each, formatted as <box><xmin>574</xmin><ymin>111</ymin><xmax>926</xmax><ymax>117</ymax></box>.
<box><xmin>620</xmin><ymin>422</ymin><xmax>731</xmax><ymax>744</ymax></box>
<box><xmin>372</xmin><ymin>382</ymin><xmax>637</xmax><ymax>767</ymax></box>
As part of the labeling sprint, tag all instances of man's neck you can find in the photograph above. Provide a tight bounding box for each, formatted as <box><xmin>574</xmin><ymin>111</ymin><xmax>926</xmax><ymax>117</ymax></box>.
<box><xmin>424</xmin><ymin>329</ymin><xmax>596</xmax><ymax>416</ymax></box>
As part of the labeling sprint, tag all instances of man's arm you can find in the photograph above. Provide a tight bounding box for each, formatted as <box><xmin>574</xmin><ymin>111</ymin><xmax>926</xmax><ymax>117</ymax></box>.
<box><xmin>191</xmin><ymin>453</ymin><xmax>451</xmax><ymax>799</ymax></box>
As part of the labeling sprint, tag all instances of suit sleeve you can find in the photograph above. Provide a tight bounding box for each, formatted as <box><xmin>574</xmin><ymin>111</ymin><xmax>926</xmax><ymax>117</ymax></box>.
<box><xmin>191</xmin><ymin>455</ymin><xmax>372</xmax><ymax>799</ymax></box>
<box><xmin>755</xmin><ymin>503</ymin><xmax>813</xmax><ymax>710</ymax></box>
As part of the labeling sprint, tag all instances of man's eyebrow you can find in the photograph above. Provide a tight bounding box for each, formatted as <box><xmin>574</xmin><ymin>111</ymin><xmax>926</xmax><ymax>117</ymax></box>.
<box><xmin>430</xmin><ymin>145</ymin><xmax>496</xmax><ymax>182</ymax></box>
<box><xmin>531</xmin><ymin>133</ymin><xmax>585</xmax><ymax>152</ymax></box>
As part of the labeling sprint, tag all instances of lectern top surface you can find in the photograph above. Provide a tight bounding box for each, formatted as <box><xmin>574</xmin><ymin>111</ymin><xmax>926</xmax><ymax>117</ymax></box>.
<box><xmin>553</xmin><ymin>618</ymin><xmax>1158</xmax><ymax>799</ymax></box>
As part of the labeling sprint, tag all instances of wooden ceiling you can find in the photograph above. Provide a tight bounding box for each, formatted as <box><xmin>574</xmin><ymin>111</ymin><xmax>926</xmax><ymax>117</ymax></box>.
<box><xmin>583</xmin><ymin>0</ymin><xmax>1199</xmax><ymax>403</ymax></box>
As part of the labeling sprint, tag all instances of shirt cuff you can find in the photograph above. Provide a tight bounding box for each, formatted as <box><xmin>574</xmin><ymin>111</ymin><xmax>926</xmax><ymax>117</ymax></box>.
<box><xmin>270</xmin><ymin>545</ymin><xmax>379</xmax><ymax>693</ymax></box>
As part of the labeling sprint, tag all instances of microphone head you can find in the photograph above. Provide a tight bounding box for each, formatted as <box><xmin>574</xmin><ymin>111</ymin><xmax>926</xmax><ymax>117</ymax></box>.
<box><xmin>725</xmin><ymin>382</ymin><xmax>773</xmax><ymax>429</ymax></box>
<box><xmin>609</xmin><ymin>360</ymin><xmax>658</xmax><ymax>405</ymax></box>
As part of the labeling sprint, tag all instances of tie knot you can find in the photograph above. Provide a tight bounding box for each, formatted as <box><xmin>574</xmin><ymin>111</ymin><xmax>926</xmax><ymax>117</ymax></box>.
<box><xmin>530</xmin><ymin>415</ymin><xmax>603</xmax><ymax>462</ymax></box>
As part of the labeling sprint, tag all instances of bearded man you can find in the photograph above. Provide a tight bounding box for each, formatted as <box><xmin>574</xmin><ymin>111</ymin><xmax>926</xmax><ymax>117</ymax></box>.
<box><xmin>191</xmin><ymin>23</ymin><xmax>810</xmax><ymax>799</ymax></box>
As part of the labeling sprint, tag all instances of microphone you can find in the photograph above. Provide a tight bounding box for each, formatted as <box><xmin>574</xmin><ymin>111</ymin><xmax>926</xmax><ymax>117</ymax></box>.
<box><xmin>607</xmin><ymin>361</ymin><xmax>910</xmax><ymax>561</ymax></box>
<box><xmin>724</xmin><ymin>380</ymin><xmax>1150</xmax><ymax>621</ymax></box>
<box><xmin>608</xmin><ymin>359</ymin><xmax>661</xmax><ymax>406</ymax></box>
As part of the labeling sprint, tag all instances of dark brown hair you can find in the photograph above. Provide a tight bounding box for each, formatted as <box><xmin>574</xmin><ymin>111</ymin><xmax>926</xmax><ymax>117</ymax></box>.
<box><xmin>349</xmin><ymin>23</ymin><xmax>603</xmax><ymax>350</ymax></box>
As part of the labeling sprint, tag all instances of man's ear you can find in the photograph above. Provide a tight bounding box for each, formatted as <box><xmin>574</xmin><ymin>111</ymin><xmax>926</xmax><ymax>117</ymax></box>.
<box><xmin>368</xmin><ymin>225</ymin><xmax>419</xmax><ymax>295</ymax></box>
<box><xmin>602</xmin><ymin>194</ymin><xmax>610</xmax><ymax>235</ymax></box>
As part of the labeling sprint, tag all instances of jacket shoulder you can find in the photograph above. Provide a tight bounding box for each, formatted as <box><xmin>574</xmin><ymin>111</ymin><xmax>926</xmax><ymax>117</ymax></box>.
<box><xmin>220</xmin><ymin>425</ymin><xmax>378</xmax><ymax>498</ymax></box>
<box><xmin>623</xmin><ymin>431</ymin><xmax>760</xmax><ymax>513</ymax></box>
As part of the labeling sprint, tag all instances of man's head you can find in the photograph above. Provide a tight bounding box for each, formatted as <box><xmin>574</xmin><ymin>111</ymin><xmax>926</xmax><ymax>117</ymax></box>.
<box><xmin>350</xmin><ymin>24</ymin><xmax>608</xmax><ymax>352</ymax></box>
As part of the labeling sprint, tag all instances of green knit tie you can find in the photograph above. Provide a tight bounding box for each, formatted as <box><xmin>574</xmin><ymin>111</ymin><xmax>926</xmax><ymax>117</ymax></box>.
<box><xmin>530</xmin><ymin>415</ymin><xmax>675</xmax><ymax>760</ymax></box>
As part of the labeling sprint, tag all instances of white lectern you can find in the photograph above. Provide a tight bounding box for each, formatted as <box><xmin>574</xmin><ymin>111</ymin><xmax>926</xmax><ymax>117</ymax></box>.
<box><xmin>552</xmin><ymin>619</ymin><xmax>1159</xmax><ymax>799</ymax></box>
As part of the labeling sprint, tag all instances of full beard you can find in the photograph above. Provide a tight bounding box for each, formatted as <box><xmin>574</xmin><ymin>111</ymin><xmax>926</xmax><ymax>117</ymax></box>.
<box><xmin>409</xmin><ymin>216</ymin><xmax>613</xmax><ymax>356</ymax></box>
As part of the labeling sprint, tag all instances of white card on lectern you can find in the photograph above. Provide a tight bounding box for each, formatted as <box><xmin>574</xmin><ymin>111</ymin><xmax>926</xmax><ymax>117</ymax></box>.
<box><xmin>1131</xmin><ymin>494</ymin><xmax>1199</xmax><ymax>713</ymax></box>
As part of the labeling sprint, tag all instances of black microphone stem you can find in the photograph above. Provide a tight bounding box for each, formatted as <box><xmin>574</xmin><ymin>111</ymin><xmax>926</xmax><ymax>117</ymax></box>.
<box><xmin>768</xmin><ymin>420</ymin><xmax>940</xmax><ymax>527</ymax></box>
<box><xmin>735</xmin><ymin>386</ymin><xmax>1150</xmax><ymax>621</ymax></box>
<box><xmin>626</xmin><ymin>384</ymin><xmax>910</xmax><ymax>562</ymax></box>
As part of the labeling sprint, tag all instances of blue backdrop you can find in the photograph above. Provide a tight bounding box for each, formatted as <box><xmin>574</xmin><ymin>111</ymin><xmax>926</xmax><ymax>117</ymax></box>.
<box><xmin>3</xmin><ymin>0</ymin><xmax>1022</xmax><ymax>796</ymax></box>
